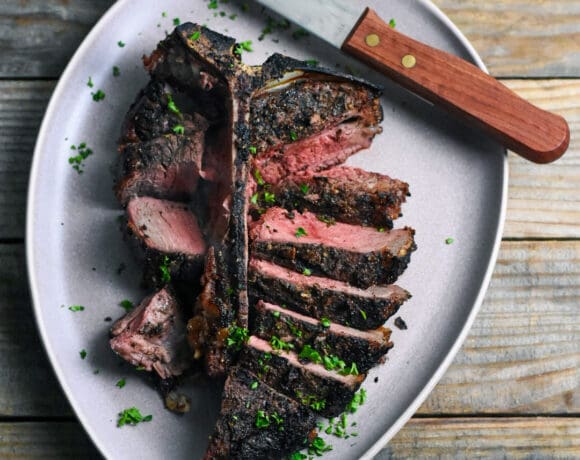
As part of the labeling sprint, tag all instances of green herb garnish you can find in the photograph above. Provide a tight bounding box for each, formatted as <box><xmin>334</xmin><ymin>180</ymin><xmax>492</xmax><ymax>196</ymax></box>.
<box><xmin>289</xmin><ymin>131</ymin><xmax>298</xmax><ymax>141</ymax></box>
<box><xmin>226</xmin><ymin>326</ymin><xmax>249</xmax><ymax>350</ymax></box>
<box><xmin>320</xmin><ymin>317</ymin><xmax>331</xmax><ymax>328</ymax></box>
<box><xmin>68</xmin><ymin>305</ymin><xmax>85</xmax><ymax>312</ymax></box>
<box><xmin>117</xmin><ymin>40</ymin><xmax>125</xmax><ymax>48</ymax></box>
<box><xmin>292</xmin><ymin>28</ymin><xmax>309</xmax><ymax>40</ymax></box>
<box><xmin>359</xmin><ymin>309</ymin><xmax>367</xmax><ymax>320</ymax></box>
<box><xmin>248</xmin><ymin>146</ymin><xmax>257</xmax><ymax>155</ymax></box>
<box><xmin>119</xmin><ymin>300</ymin><xmax>134</xmax><ymax>312</ymax></box>
<box><xmin>389</xmin><ymin>18</ymin><xmax>396</xmax><ymax>28</ymax></box>
<box><xmin>302</xmin><ymin>268</ymin><xmax>312</xmax><ymax>276</ymax></box>
<box><xmin>159</xmin><ymin>255</ymin><xmax>171</xmax><ymax>283</ymax></box>
<box><xmin>117</xmin><ymin>407</ymin><xmax>152</xmax><ymax>427</ymax></box>
<box><xmin>250</xmin><ymin>193</ymin><xmax>259</xmax><ymax>205</ymax></box>
<box><xmin>91</xmin><ymin>90</ymin><xmax>105</xmax><ymax>102</ymax></box>
<box><xmin>190</xmin><ymin>31</ymin><xmax>201</xmax><ymax>41</ymax></box>
<box><xmin>299</xmin><ymin>184</ymin><xmax>309</xmax><ymax>194</ymax></box>
<box><xmin>166</xmin><ymin>94</ymin><xmax>180</xmax><ymax>114</ymax></box>
<box><xmin>68</xmin><ymin>142</ymin><xmax>93</xmax><ymax>174</ymax></box>
<box><xmin>446</xmin><ymin>237</ymin><xmax>455</xmax><ymax>245</ymax></box>
<box><xmin>87</xmin><ymin>76</ymin><xmax>94</xmax><ymax>88</ymax></box>
<box><xmin>80</xmin><ymin>349</ymin><xmax>87</xmax><ymax>360</ymax></box>
<box><xmin>298</xmin><ymin>345</ymin><xmax>322</xmax><ymax>364</ymax></box>
<box><xmin>305</xmin><ymin>59</ymin><xmax>319</xmax><ymax>66</ymax></box>
<box><xmin>250</xmin><ymin>381</ymin><xmax>259</xmax><ymax>390</ymax></box>
<box><xmin>255</xmin><ymin>410</ymin><xmax>270</xmax><ymax>428</ymax></box>
<box><xmin>116</xmin><ymin>378</ymin><xmax>126</xmax><ymax>389</ymax></box>
<box><xmin>112</xmin><ymin>66</ymin><xmax>120</xmax><ymax>77</ymax></box>
<box><xmin>208</xmin><ymin>0</ymin><xmax>218</xmax><ymax>9</ymax></box>
<box><xmin>272</xmin><ymin>310</ymin><xmax>281</xmax><ymax>318</ymax></box>
<box><xmin>172</xmin><ymin>124</ymin><xmax>185</xmax><ymax>134</ymax></box>
<box><xmin>234</xmin><ymin>40</ymin><xmax>253</xmax><ymax>55</ymax></box>
<box><xmin>295</xmin><ymin>227</ymin><xmax>307</xmax><ymax>238</ymax></box>
<box><xmin>308</xmin><ymin>436</ymin><xmax>332</xmax><ymax>456</ymax></box>
<box><xmin>254</xmin><ymin>168</ymin><xmax>265</xmax><ymax>186</ymax></box>
<box><xmin>173</xmin><ymin>18</ymin><xmax>180</xmax><ymax>25</ymax></box>
<box><xmin>270</xmin><ymin>335</ymin><xmax>294</xmax><ymax>352</ymax></box>
<box><xmin>263</xmin><ymin>191</ymin><xmax>276</xmax><ymax>204</ymax></box>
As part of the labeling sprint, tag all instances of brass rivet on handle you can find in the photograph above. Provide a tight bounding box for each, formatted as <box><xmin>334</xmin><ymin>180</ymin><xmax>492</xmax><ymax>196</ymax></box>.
<box><xmin>402</xmin><ymin>54</ymin><xmax>417</xmax><ymax>68</ymax></box>
<box><xmin>365</xmin><ymin>34</ymin><xmax>380</xmax><ymax>47</ymax></box>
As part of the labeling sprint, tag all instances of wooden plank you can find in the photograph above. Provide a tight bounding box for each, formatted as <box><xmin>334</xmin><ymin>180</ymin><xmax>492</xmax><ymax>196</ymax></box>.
<box><xmin>1</xmin><ymin>241</ymin><xmax>578</xmax><ymax>417</ymax></box>
<box><xmin>0</xmin><ymin>81</ymin><xmax>55</xmax><ymax>240</ymax></box>
<box><xmin>0</xmin><ymin>418</ymin><xmax>577</xmax><ymax>459</ymax></box>
<box><xmin>0</xmin><ymin>0</ymin><xmax>578</xmax><ymax>78</ymax></box>
<box><xmin>0</xmin><ymin>422</ymin><xmax>100</xmax><ymax>459</ymax></box>
<box><xmin>418</xmin><ymin>240</ymin><xmax>580</xmax><ymax>414</ymax></box>
<box><xmin>503</xmin><ymin>79</ymin><xmax>580</xmax><ymax>238</ymax></box>
<box><xmin>433</xmin><ymin>0</ymin><xmax>580</xmax><ymax>77</ymax></box>
<box><xmin>0</xmin><ymin>79</ymin><xmax>579</xmax><ymax>240</ymax></box>
<box><xmin>0</xmin><ymin>0</ymin><xmax>113</xmax><ymax>78</ymax></box>
<box><xmin>0</xmin><ymin>245</ymin><xmax>72</xmax><ymax>416</ymax></box>
<box><xmin>382</xmin><ymin>417</ymin><xmax>580</xmax><ymax>459</ymax></box>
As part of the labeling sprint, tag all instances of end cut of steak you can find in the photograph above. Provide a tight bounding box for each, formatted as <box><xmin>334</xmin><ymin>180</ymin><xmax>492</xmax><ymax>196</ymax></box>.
<box><xmin>249</xmin><ymin>259</ymin><xmax>410</xmax><ymax>330</ymax></box>
<box><xmin>251</xmin><ymin>208</ymin><xmax>416</xmax><ymax>288</ymax></box>
<box><xmin>110</xmin><ymin>286</ymin><xmax>190</xmax><ymax>379</ymax></box>
<box><xmin>125</xmin><ymin>196</ymin><xmax>206</xmax><ymax>286</ymax></box>
<box><xmin>204</xmin><ymin>366</ymin><xmax>317</xmax><ymax>460</ymax></box>
<box><xmin>252</xmin><ymin>301</ymin><xmax>393</xmax><ymax>373</ymax></box>
<box><xmin>271</xmin><ymin>165</ymin><xmax>409</xmax><ymax>229</ymax></box>
<box><xmin>240</xmin><ymin>336</ymin><xmax>363</xmax><ymax>418</ymax></box>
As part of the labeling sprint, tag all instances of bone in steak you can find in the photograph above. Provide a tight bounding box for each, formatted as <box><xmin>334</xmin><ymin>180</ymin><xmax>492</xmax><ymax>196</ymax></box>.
<box><xmin>270</xmin><ymin>165</ymin><xmax>409</xmax><ymax>229</ymax></box>
<box><xmin>252</xmin><ymin>301</ymin><xmax>393</xmax><ymax>373</ymax></box>
<box><xmin>125</xmin><ymin>196</ymin><xmax>206</xmax><ymax>286</ymax></box>
<box><xmin>251</xmin><ymin>207</ymin><xmax>416</xmax><ymax>288</ymax></box>
<box><xmin>240</xmin><ymin>336</ymin><xmax>363</xmax><ymax>418</ymax></box>
<box><xmin>110</xmin><ymin>286</ymin><xmax>190</xmax><ymax>379</ymax></box>
<box><xmin>205</xmin><ymin>366</ymin><xmax>317</xmax><ymax>460</ymax></box>
<box><xmin>249</xmin><ymin>259</ymin><xmax>410</xmax><ymax>329</ymax></box>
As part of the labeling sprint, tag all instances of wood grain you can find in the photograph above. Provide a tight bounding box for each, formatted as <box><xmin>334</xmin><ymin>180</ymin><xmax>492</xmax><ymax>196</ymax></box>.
<box><xmin>433</xmin><ymin>0</ymin><xmax>580</xmax><ymax>77</ymax></box>
<box><xmin>0</xmin><ymin>0</ymin><xmax>113</xmax><ymax>78</ymax></box>
<box><xmin>1</xmin><ymin>241</ymin><xmax>577</xmax><ymax>417</ymax></box>
<box><xmin>382</xmin><ymin>417</ymin><xmax>580</xmax><ymax>459</ymax></box>
<box><xmin>0</xmin><ymin>0</ymin><xmax>577</xmax><ymax>78</ymax></box>
<box><xmin>343</xmin><ymin>8</ymin><xmax>570</xmax><ymax>163</ymax></box>
<box><xmin>0</xmin><ymin>422</ymin><xmax>100</xmax><ymax>459</ymax></box>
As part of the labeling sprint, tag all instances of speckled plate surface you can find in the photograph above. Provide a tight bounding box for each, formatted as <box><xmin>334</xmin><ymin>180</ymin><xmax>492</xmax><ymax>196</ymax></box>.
<box><xmin>27</xmin><ymin>1</ymin><xmax>507</xmax><ymax>458</ymax></box>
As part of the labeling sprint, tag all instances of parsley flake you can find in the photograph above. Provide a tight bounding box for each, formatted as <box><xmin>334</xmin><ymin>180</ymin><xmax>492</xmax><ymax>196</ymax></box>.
<box><xmin>112</xmin><ymin>66</ymin><xmax>120</xmax><ymax>77</ymax></box>
<box><xmin>116</xmin><ymin>378</ymin><xmax>126</xmax><ymax>389</ymax></box>
<box><xmin>208</xmin><ymin>0</ymin><xmax>218</xmax><ymax>9</ymax></box>
<box><xmin>250</xmin><ymin>193</ymin><xmax>259</xmax><ymax>205</ymax></box>
<box><xmin>119</xmin><ymin>300</ymin><xmax>134</xmax><ymax>312</ymax></box>
<box><xmin>234</xmin><ymin>40</ymin><xmax>253</xmax><ymax>55</ymax></box>
<box><xmin>87</xmin><ymin>76</ymin><xmax>94</xmax><ymax>88</ymax></box>
<box><xmin>166</xmin><ymin>94</ymin><xmax>180</xmax><ymax>115</ymax></box>
<box><xmin>117</xmin><ymin>40</ymin><xmax>125</xmax><ymax>48</ymax></box>
<box><xmin>446</xmin><ymin>237</ymin><xmax>455</xmax><ymax>245</ymax></box>
<box><xmin>263</xmin><ymin>191</ymin><xmax>276</xmax><ymax>204</ymax></box>
<box><xmin>91</xmin><ymin>90</ymin><xmax>105</xmax><ymax>102</ymax></box>
<box><xmin>190</xmin><ymin>31</ymin><xmax>201</xmax><ymax>41</ymax></box>
<box><xmin>79</xmin><ymin>349</ymin><xmax>87</xmax><ymax>360</ymax></box>
<box><xmin>320</xmin><ymin>317</ymin><xmax>331</xmax><ymax>328</ymax></box>
<box><xmin>305</xmin><ymin>59</ymin><xmax>319</xmax><ymax>66</ymax></box>
<box><xmin>172</xmin><ymin>124</ymin><xmax>185</xmax><ymax>134</ymax></box>
<box><xmin>302</xmin><ymin>268</ymin><xmax>312</xmax><ymax>276</ymax></box>
<box><xmin>389</xmin><ymin>18</ymin><xmax>397</xmax><ymax>28</ymax></box>
<box><xmin>226</xmin><ymin>326</ymin><xmax>249</xmax><ymax>350</ymax></box>
<box><xmin>248</xmin><ymin>146</ymin><xmax>257</xmax><ymax>155</ymax></box>
<box><xmin>308</xmin><ymin>436</ymin><xmax>332</xmax><ymax>456</ymax></box>
<box><xmin>68</xmin><ymin>142</ymin><xmax>93</xmax><ymax>174</ymax></box>
<box><xmin>289</xmin><ymin>131</ymin><xmax>298</xmax><ymax>141</ymax></box>
<box><xmin>295</xmin><ymin>227</ymin><xmax>307</xmax><ymax>238</ymax></box>
<box><xmin>117</xmin><ymin>407</ymin><xmax>152</xmax><ymax>427</ymax></box>
<box><xmin>173</xmin><ymin>18</ymin><xmax>180</xmax><ymax>26</ymax></box>
<box><xmin>299</xmin><ymin>184</ymin><xmax>309</xmax><ymax>194</ymax></box>
<box><xmin>254</xmin><ymin>168</ymin><xmax>265</xmax><ymax>186</ymax></box>
<box><xmin>250</xmin><ymin>381</ymin><xmax>259</xmax><ymax>390</ymax></box>
<box><xmin>68</xmin><ymin>305</ymin><xmax>85</xmax><ymax>312</ymax></box>
<box><xmin>159</xmin><ymin>255</ymin><xmax>172</xmax><ymax>284</ymax></box>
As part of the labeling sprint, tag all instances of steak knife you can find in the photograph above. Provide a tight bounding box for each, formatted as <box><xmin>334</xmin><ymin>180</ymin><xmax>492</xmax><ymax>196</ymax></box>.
<box><xmin>253</xmin><ymin>0</ymin><xmax>569</xmax><ymax>163</ymax></box>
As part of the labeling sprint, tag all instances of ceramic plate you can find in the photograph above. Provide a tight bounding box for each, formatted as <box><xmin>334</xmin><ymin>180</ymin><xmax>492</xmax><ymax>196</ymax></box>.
<box><xmin>27</xmin><ymin>1</ymin><xmax>506</xmax><ymax>458</ymax></box>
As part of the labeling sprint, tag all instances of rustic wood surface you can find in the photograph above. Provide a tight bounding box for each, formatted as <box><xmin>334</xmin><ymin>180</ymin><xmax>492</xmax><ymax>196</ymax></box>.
<box><xmin>1</xmin><ymin>0</ymin><xmax>579</xmax><ymax>458</ymax></box>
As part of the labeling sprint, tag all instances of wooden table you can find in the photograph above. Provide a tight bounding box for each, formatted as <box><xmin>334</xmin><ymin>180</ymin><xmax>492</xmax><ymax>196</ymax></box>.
<box><xmin>1</xmin><ymin>1</ymin><xmax>579</xmax><ymax>458</ymax></box>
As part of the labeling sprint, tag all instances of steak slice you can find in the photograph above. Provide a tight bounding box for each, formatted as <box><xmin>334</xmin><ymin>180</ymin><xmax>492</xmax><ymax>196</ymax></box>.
<box><xmin>125</xmin><ymin>196</ymin><xmax>206</xmax><ymax>286</ymax></box>
<box><xmin>241</xmin><ymin>336</ymin><xmax>363</xmax><ymax>418</ymax></box>
<box><xmin>249</xmin><ymin>259</ymin><xmax>410</xmax><ymax>330</ymax></box>
<box><xmin>252</xmin><ymin>301</ymin><xmax>393</xmax><ymax>373</ymax></box>
<box><xmin>204</xmin><ymin>366</ymin><xmax>317</xmax><ymax>460</ymax></box>
<box><xmin>270</xmin><ymin>165</ymin><xmax>409</xmax><ymax>229</ymax></box>
<box><xmin>251</xmin><ymin>208</ymin><xmax>416</xmax><ymax>288</ymax></box>
<box><xmin>110</xmin><ymin>286</ymin><xmax>190</xmax><ymax>379</ymax></box>
<box><xmin>116</xmin><ymin>129</ymin><xmax>207</xmax><ymax>205</ymax></box>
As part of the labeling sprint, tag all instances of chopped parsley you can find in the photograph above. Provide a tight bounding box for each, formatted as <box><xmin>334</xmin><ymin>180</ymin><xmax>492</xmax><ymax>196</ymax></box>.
<box><xmin>295</xmin><ymin>227</ymin><xmax>307</xmax><ymax>238</ymax></box>
<box><xmin>298</xmin><ymin>345</ymin><xmax>322</xmax><ymax>364</ymax></box>
<box><xmin>346</xmin><ymin>388</ymin><xmax>367</xmax><ymax>413</ymax></box>
<box><xmin>173</xmin><ymin>17</ymin><xmax>180</xmax><ymax>26</ymax></box>
<box><xmin>302</xmin><ymin>268</ymin><xmax>312</xmax><ymax>276</ymax></box>
<box><xmin>248</xmin><ymin>146</ymin><xmax>257</xmax><ymax>155</ymax></box>
<box><xmin>117</xmin><ymin>40</ymin><xmax>125</xmax><ymax>48</ymax></box>
<box><xmin>317</xmin><ymin>215</ymin><xmax>336</xmax><ymax>226</ymax></box>
<box><xmin>87</xmin><ymin>76</ymin><xmax>94</xmax><ymax>88</ymax></box>
<box><xmin>234</xmin><ymin>40</ymin><xmax>253</xmax><ymax>55</ymax></box>
<box><xmin>208</xmin><ymin>0</ymin><xmax>218</xmax><ymax>9</ymax></box>
<box><xmin>271</xmin><ymin>310</ymin><xmax>281</xmax><ymax>318</ymax></box>
<box><xmin>359</xmin><ymin>309</ymin><xmax>367</xmax><ymax>320</ymax></box>
<box><xmin>68</xmin><ymin>142</ymin><xmax>93</xmax><ymax>174</ymax></box>
<box><xmin>389</xmin><ymin>18</ymin><xmax>397</xmax><ymax>28</ymax></box>
<box><xmin>263</xmin><ymin>191</ymin><xmax>276</xmax><ymax>204</ymax></box>
<box><xmin>79</xmin><ymin>349</ymin><xmax>87</xmax><ymax>360</ymax></box>
<box><xmin>339</xmin><ymin>362</ymin><xmax>359</xmax><ymax>376</ymax></box>
<box><xmin>445</xmin><ymin>237</ymin><xmax>455</xmax><ymax>245</ymax></box>
<box><xmin>305</xmin><ymin>59</ymin><xmax>319</xmax><ymax>66</ymax></box>
<box><xmin>229</xmin><ymin>13</ymin><xmax>237</xmax><ymax>20</ymax></box>
<box><xmin>250</xmin><ymin>193</ymin><xmax>259</xmax><ymax>205</ymax></box>
<box><xmin>254</xmin><ymin>168</ymin><xmax>265</xmax><ymax>186</ymax></box>
<box><xmin>116</xmin><ymin>378</ymin><xmax>126</xmax><ymax>389</ymax></box>
<box><xmin>250</xmin><ymin>381</ymin><xmax>259</xmax><ymax>390</ymax></box>
<box><xmin>292</xmin><ymin>28</ymin><xmax>309</xmax><ymax>40</ymax></box>
<box><xmin>161</xmin><ymin>11</ymin><xmax>167</xmax><ymax>17</ymax></box>
<box><xmin>91</xmin><ymin>89</ymin><xmax>105</xmax><ymax>102</ymax></box>
<box><xmin>226</xmin><ymin>326</ymin><xmax>249</xmax><ymax>350</ymax></box>
<box><xmin>259</xmin><ymin>17</ymin><xmax>290</xmax><ymax>41</ymax></box>
<box><xmin>299</xmin><ymin>184</ymin><xmax>309</xmax><ymax>194</ymax></box>
<box><xmin>320</xmin><ymin>317</ymin><xmax>331</xmax><ymax>328</ymax></box>
<box><xmin>68</xmin><ymin>305</ymin><xmax>85</xmax><ymax>312</ymax></box>
<box><xmin>308</xmin><ymin>436</ymin><xmax>332</xmax><ymax>456</ymax></box>
<box><xmin>270</xmin><ymin>335</ymin><xmax>294</xmax><ymax>352</ymax></box>
<box><xmin>117</xmin><ymin>407</ymin><xmax>152</xmax><ymax>427</ymax></box>
<box><xmin>289</xmin><ymin>453</ymin><xmax>307</xmax><ymax>460</ymax></box>
<box><xmin>166</xmin><ymin>94</ymin><xmax>180</xmax><ymax>114</ymax></box>
<box><xmin>189</xmin><ymin>31</ymin><xmax>201</xmax><ymax>41</ymax></box>
<box><xmin>119</xmin><ymin>300</ymin><xmax>134</xmax><ymax>312</ymax></box>
<box><xmin>112</xmin><ymin>66</ymin><xmax>120</xmax><ymax>77</ymax></box>
<box><xmin>322</xmin><ymin>354</ymin><xmax>346</xmax><ymax>372</ymax></box>
<box><xmin>286</xmin><ymin>319</ymin><xmax>303</xmax><ymax>338</ymax></box>
<box><xmin>377</xmin><ymin>227</ymin><xmax>386</xmax><ymax>232</ymax></box>
<box><xmin>172</xmin><ymin>124</ymin><xmax>185</xmax><ymax>134</ymax></box>
<box><xmin>159</xmin><ymin>255</ymin><xmax>171</xmax><ymax>283</ymax></box>
<box><xmin>289</xmin><ymin>131</ymin><xmax>298</xmax><ymax>141</ymax></box>
<box><xmin>296</xmin><ymin>392</ymin><xmax>327</xmax><ymax>411</ymax></box>
<box><xmin>255</xmin><ymin>410</ymin><xmax>283</xmax><ymax>430</ymax></box>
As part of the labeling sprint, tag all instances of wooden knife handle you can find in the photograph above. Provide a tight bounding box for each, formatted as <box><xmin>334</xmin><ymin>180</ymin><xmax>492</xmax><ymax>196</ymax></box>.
<box><xmin>342</xmin><ymin>8</ymin><xmax>570</xmax><ymax>163</ymax></box>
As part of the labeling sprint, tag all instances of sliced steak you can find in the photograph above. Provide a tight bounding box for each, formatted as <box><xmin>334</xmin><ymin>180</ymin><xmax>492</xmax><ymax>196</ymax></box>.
<box><xmin>110</xmin><ymin>286</ymin><xmax>190</xmax><ymax>379</ymax></box>
<box><xmin>249</xmin><ymin>259</ymin><xmax>410</xmax><ymax>329</ymax></box>
<box><xmin>270</xmin><ymin>165</ymin><xmax>409</xmax><ymax>229</ymax></box>
<box><xmin>241</xmin><ymin>336</ymin><xmax>362</xmax><ymax>418</ymax></box>
<box><xmin>251</xmin><ymin>208</ymin><xmax>416</xmax><ymax>288</ymax></box>
<box><xmin>116</xmin><ymin>129</ymin><xmax>207</xmax><ymax>205</ymax></box>
<box><xmin>125</xmin><ymin>196</ymin><xmax>206</xmax><ymax>286</ymax></box>
<box><xmin>205</xmin><ymin>366</ymin><xmax>317</xmax><ymax>460</ymax></box>
<box><xmin>252</xmin><ymin>301</ymin><xmax>393</xmax><ymax>373</ymax></box>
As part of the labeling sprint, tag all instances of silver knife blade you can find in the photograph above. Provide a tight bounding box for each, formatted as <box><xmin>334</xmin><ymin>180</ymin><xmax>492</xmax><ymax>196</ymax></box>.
<box><xmin>254</xmin><ymin>0</ymin><xmax>365</xmax><ymax>49</ymax></box>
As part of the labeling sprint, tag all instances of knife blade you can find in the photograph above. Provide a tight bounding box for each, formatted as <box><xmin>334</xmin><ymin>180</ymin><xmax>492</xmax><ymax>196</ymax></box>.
<box><xmin>254</xmin><ymin>0</ymin><xmax>569</xmax><ymax>164</ymax></box>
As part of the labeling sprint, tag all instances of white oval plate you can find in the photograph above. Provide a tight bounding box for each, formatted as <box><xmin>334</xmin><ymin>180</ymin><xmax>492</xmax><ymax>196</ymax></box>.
<box><xmin>27</xmin><ymin>1</ymin><xmax>506</xmax><ymax>458</ymax></box>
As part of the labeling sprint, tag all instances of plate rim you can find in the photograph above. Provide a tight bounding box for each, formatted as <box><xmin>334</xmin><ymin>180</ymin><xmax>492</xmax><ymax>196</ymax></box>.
<box><xmin>26</xmin><ymin>1</ymin><xmax>508</xmax><ymax>458</ymax></box>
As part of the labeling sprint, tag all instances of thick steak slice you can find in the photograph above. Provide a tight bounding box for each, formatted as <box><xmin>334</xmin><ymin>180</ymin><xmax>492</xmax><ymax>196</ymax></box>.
<box><xmin>271</xmin><ymin>166</ymin><xmax>409</xmax><ymax>229</ymax></box>
<box><xmin>204</xmin><ymin>366</ymin><xmax>317</xmax><ymax>460</ymax></box>
<box><xmin>249</xmin><ymin>259</ymin><xmax>410</xmax><ymax>330</ymax></box>
<box><xmin>241</xmin><ymin>336</ymin><xmax>363</xmax><ymax>418</ymax></box>
<box><xmin>110</xmin><ymin>287</ymin><xmax>190</xmax><ymax>379</ymax></box>
<box><xmin>116</xmin><ymin>130</ymin><xmax>206</xmax><ymax>205</ymax></box>
<box><xmin>125</xmin><ymin>197</ymin><xmax>206</xmax><ymax>286</ymax></box>
<box><xmin>252</xmin><ymin>301</ymin><xmax>393</xmax><ymax>373</ymax></box>
<box><xmin>251</xmin><ymin>208</ymin><xmax>416</xmax><ymax>288</ymax></box>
